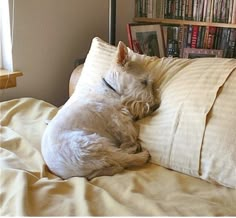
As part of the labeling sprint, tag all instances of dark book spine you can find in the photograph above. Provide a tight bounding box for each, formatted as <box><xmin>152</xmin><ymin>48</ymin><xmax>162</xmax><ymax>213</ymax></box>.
<box><xmin>227</xmin><ymin>29</ymin><xmax>236</xmax><ymax>58</ymax></box>
<box><xmin>187</xmin><ymin>25</ymin><xmax>193</xmax><ymax>47</ymax></box>
<box><xmin>196</xmin><ymin>26</ymin><xmax>202</xmax><ymax>48</ymax></box>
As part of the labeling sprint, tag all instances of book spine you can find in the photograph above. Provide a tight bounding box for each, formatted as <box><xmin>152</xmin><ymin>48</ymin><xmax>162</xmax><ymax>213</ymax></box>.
<box><xmin>179</xmin><ymin>0</ymin><xmax>183</xmax><ymax>19</ymax></box>
<box><xmin>182</xmin><ymin>0</ymin><xmax>186</xmax><ymax>19</ymax></box>
<box><xmin>203</xmin><ymin>26</ymin><xmax>209</xmax><ymax>48</ymax></box>
<box><xmin>200</xmin><ymin>26</ymin><xmax>206</xmax><ymax>48</ymax></box>
<box><xmin>160</xmin><ymin>0</ymin><xmax>165</xmax><ymax>18</ymax></box>
<box><xmin>178</xmin><ymin>25</ymin><xmax>185</xmax><ymax>57</ymax></box>
<box><xmin>167</xmin><ymin>26</ymin><xmax>180</xmax><ymax>57</ymax></box>
<box><xmin>137</xmin><ymin>0</ymin><xmax>143</xmax><ymax>17</ymax></box>
<box><xmin>220</xmin><ymin>28</ymin><xmax>230</xmax><ymax>57</ymax></box>
<box><xmin>196</xmin><ymin>26</ymin><xmax>202</xmax><ymax>48</ymax></box>
<box><xmin>142</xmin><ymin>0</ymin><xmax>148</xmax><ymax>17</ymax></box>
<box><xmin>228</xmin><ymin>29</ymin><xmax>236</xmax><ymax>58</ymax></box>
<box><xmin>171</xmin><ymin>0</ymin><xmax>174</xmax><ymax>18</ymax></box>
<box><xmin>191</xmin><ymin>25</ymin><xmax>199</xmax><ymax>48</ymax></box>
<box><xmin>220</xmin><ymin>0</ymin><xmax>226</xmax><ymax>23</ymax></box>
<box><xmin>183</xmin><ymin>25</ymin><xmax>189</xmax><ymax>48</ymax></box>
<box><xmin>199</xmin><ymin>0</ymin><xmax>205</xmax><ymax>21</ymax></box>
<box><xmin>224</xmin><ymin>0</ymin><xmax>230</xmax><ymax>23</ymax></box>
<box><xmin>216</xmin><ymin>27</ymin><xmax>223</xmax><ymax>49</ymax></box>
<box><xmin>174</xmin><ymin>0</ymin><xmax>178</xmax><ymax>18</ymax></box>
<box><xmin>164</xmin><ymin>0</ymin><xmax>169</xmax><ymax>18</ymax></box>
<box><xmin>216</xmin><ymin>0</ymin><xmax>221</xmax><ymax>22</ymax></box>
<box><xmin>202</xmin><ymin>0</ymin><xmax>208</xmax><ymax>21</ymax></box>
<box><xmin>135</xmin><ymin>0</ymin><xmax>139</xmax><ymax>16</ymax></box>
<box><xmin>213</xmin><ymin>0</ymin><xmax>218</xmax><ymax>22</ymax></box>
<box><xmin>224</xmin><ymin>29</ymin><xmax>231</xmax><ymax>57</ymax></box>
<box><xmin>147</xmin><ymin>0</ymin><xmax>153</xmax><ymax>18</ymax></box>
<box><xmin>187</xmin><ymin>25</ymin><xmax>193</xmax><ymax>47</ymax></box>
<box><xmin>232</xmin><ymin>0</ymin><xmax>236</xmax><ymax>23</ymax></box>
<box><xmin>206</xmin><ymin>0</ymin><xmax>212</xmax><ymax>22</ymax></box>
<box><xmin>168</xmin><ymin>0</ymin><xmax>172</xmax><ymax>18</ymax></box>
<box><xmin>213</xmin><ymin>27</ymin><xmax>219</xmax><ymax>49</ymax></box>
<box><xmin>193</xmin><ymin>0</ymin><xmax>198</xmax><ymax>21</ymax></box>
<box><xmin>185</xmin><ymin>0</ymin><xmax>189</xmax><ymax>19</ymax></box>
<box><xmin>152</xmin><ymin>0</ymin><xmax>157</xmax><ymax>18</ymax></box>
<box><xmin>188</xmin><ymin>0</ymin><xmax>193</xmax><ymax>20</ymax></box>
<box><xmin>207</xmin><ymin>26</ymin><xmax>216</xmax><ymax>49</ymax></box>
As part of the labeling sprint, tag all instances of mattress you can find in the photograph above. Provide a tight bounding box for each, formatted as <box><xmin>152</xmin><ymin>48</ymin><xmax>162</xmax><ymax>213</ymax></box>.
<box><xmin>1</xmin><ymin>97</ymin><xmax>236</xmax><ymax>216</ymax></box>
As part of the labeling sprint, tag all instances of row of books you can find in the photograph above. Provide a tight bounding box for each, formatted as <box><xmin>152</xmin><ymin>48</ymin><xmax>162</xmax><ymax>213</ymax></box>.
<box><xmin>135</xmin><ymin>0</ymin><xmax>236</xmax><ymax>23</ymax></box>
<box><xmin>163</xmin><ymin>25</ymin><xmax>236</xmax><ymax>58</ymax></box>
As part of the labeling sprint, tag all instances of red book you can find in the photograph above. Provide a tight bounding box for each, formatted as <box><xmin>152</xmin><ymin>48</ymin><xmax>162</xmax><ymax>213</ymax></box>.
<box><xmin>191</xmin><ymin>25</ymin><xmax>199</xmax><ymax>48</ymax></box>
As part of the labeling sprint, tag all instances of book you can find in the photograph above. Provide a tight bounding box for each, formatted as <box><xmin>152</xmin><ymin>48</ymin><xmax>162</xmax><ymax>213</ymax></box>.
<box><xmin>178</xmin><ymin>25</ymin><xmax>187</xmax><ymax>57</ymax></box>
<box><xmin>203</xmin><ymin>26</ymin><xmax>209</xmax><ymax>48</ymax></box>
<box><xmin>147</xmin><ymin>0</ymin><xmax>153</xmax><ymax>18</ymax></box>
<box><xmin>155</xmin><ymin>0</ymin><xmax>165</xmax><ymax>18</ymax></box>
<box><xmin>196</xmin><ymin>26</ymin><xmax>202</xmax><ymax>48</ymax></box>
<box><xmin>207</xmin><ymin>26</ymin><xmax>216</xmax><ymax>49</ymax></box>
<box><xmin>227</xmin><ymin>29</ymin><xmax>236</xmax><ymax>58</ymax></box>
<box><xmin>205</xmin><ymin>0</ymin><xmax>212</xmax><ymax>22</ymax></box>
<box><xmin>167</xmin><ymin>26</ymin><xmax>180</xmax><ymax>57</ymax></box>
<box><xmin>232</xmin><ymin>0</ymin><xmax>236</xmax><ymax>23</ymax></box>
<box><xmin>191</xmin><ymin>25</ymin><xmax>199</xmax><ymax>48</ymax></box>
<box><xmin>187</xmin><ymin>25</ymin><xmax>193</xmax><ymax>47</ymax></box>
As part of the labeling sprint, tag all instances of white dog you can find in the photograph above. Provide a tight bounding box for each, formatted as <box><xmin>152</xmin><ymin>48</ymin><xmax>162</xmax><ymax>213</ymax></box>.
<box><xmin>41</xmin><ymin>42</ymin><xmax>160</xmax><ymax>180</ymax></box>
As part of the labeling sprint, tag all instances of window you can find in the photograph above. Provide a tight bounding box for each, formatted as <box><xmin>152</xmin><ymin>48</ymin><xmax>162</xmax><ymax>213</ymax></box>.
<box><xmin>0</xmin><ymin>0</ymin><xmax>13</xmax><ymax>71</ymax></box>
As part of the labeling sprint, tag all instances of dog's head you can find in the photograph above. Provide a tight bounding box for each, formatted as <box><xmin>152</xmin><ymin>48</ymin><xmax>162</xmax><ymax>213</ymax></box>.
<box><xmin>103</xmin><ymin>41</ymin><xmax>160</xmax><ymax>120</ymax></box>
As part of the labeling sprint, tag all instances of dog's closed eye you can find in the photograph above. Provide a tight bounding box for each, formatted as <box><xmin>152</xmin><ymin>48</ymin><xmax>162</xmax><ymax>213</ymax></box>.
<box><xmin>141</xmin><ymin>79</ymin><xmax>148</xmax><ymax>86</ymax></box>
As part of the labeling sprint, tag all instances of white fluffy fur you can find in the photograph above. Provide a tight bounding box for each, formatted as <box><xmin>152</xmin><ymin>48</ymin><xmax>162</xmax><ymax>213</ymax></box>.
<box><xmin>41</xmin><ymin>42</ymin><xmax>160</xmax><ymax>180</ymax></box>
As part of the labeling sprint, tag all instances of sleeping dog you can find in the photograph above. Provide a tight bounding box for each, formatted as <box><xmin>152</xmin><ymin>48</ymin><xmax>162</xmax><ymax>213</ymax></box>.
<box><xmin>41</xmin><ymin>42</ymin><xmax>160</xmax><ymax>180</ymax></box>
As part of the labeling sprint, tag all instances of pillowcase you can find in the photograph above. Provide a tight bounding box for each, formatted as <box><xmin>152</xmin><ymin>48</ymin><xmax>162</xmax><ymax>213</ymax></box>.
<box><xmin>138</xmin><ymin>59</ymin><xmax>236</xmax><ymax>189</ymax></box>
<box><xmin>70</xmin><ymin>37</ymin><xmax>236</xmax><ymax>188</ymax></box>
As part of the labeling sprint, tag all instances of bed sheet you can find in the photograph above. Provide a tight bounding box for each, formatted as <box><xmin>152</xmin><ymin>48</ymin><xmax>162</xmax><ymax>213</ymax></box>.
<box><xmin>1</xmin><ymin>98</ymin><xmax>236</xmax><ymax>216</ymax></box>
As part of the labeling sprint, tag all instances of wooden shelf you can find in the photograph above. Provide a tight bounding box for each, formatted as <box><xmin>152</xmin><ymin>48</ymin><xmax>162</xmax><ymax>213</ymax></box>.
<box><xmin>134</xmin><ymin>17</ymin><xmax>236</xmax><ymax>28</ymax></box>
<box><xmin>0</xmin><ymin>69</ymin><xmax>23</xmax><ymax>89</ymax></box>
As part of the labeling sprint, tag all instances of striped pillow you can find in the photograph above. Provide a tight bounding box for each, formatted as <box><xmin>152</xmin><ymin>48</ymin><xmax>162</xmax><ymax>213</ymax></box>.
<box><xmin>72</xmin><ymin>37</ymin><xmax>236</xmax><ymax>188</ymax></box>
<box><xmin>138</xmin><ymin>58</ymin><xmax>236</xmax><ymax>189</ymax></box>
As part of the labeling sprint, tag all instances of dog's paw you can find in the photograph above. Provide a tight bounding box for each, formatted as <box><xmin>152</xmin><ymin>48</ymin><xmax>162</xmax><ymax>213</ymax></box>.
<box><xmin>143</xmin><ymin>149</ymin><xmax>151</xmax><ymax>163</ymax></box>
<box><xmin>120</xmin><ymin>142</ymin><xmax>143</xmax><ymax>154</ymax></box>
<box><xmin>136</xmin><ymin>149</ymin><xmax>151</xmax><ymax>164</ymax></box>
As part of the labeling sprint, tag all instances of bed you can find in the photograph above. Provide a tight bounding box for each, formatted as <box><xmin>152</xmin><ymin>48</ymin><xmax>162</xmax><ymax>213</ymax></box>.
<box><xmin>1</xmin><ymin>37</ymin><xmax>236</xmax><ymax>216</ymax></box>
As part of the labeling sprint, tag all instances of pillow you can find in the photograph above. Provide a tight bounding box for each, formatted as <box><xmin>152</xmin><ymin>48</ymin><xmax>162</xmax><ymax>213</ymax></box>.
<box><xmin>138</xmin><ymin>59</ymin><xmax>236</xmax><ymax>189</ymax></box>
<box><xmin>70</xmin><ymin>37</ymin><xmax>236</xmax><ymax>188</ymax></box>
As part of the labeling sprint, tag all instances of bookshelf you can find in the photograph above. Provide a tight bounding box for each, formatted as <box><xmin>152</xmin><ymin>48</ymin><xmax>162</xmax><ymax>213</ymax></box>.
<box><xmin>134</xmin><ymin>17</ymin><xmax>236</xmax><ymax>29</ymax></box>
<box><xmin>133</xmin><ymin>0</ymin><xmax>236</xmax><ymax>58</ymax></box>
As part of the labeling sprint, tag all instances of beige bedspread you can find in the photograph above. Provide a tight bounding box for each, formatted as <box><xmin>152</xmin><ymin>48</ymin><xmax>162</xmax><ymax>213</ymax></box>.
<box><xmin>1</xmin><ymin>98</ymin><xmax>236</xmax><ymax>216</ymax></box>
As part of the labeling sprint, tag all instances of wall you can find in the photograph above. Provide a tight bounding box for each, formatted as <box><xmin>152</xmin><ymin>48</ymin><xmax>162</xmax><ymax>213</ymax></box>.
<box><xmin>0</xmin><ymin>0</ymin><xmax>134</xmax><ymax>106</ymax></box>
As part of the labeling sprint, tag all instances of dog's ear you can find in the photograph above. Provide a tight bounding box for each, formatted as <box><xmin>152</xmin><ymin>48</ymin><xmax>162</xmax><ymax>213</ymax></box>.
<box><xmin>116</xmin><ymin>41</ymin><xmax>128</xmax><ymax>66</ymax></box>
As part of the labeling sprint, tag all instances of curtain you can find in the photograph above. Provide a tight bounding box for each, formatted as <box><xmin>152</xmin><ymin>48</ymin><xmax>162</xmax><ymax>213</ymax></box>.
<box><xmin>0</xmin><ymin>0</ymin><xmax>13</xmax><ymax>71</ymax></box>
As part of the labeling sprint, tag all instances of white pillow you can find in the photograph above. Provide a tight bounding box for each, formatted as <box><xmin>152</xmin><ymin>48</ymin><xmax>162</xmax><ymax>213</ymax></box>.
<box><xmin>70</xmin><ymin>37</ymin><xmax>236</xmax><ymax>188</ymax></box>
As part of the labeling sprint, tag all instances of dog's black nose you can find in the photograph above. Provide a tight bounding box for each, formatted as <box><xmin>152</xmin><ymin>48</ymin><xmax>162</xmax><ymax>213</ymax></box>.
<box><xmin>151</xmin><ymin>104</ymin><xmax>159</xmax><ymax>112</ymax></box>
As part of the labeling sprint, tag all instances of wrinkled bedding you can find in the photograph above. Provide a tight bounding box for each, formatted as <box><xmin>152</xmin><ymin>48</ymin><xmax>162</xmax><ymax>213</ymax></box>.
<box><xmin>0</xmin><ymin>98</ymin><xmax>236</xmax><ymax>216</ymax></box>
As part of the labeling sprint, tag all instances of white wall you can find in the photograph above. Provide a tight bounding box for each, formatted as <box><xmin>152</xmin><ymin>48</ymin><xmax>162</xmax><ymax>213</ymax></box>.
<box><xmin>1</xmin><ymin>0</ymin><xmax>134</xmax><ymax>106</ymax></box>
